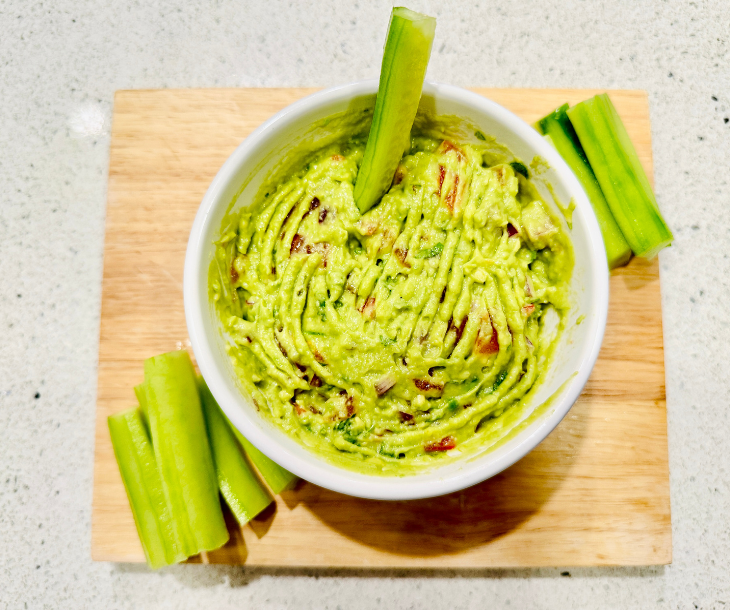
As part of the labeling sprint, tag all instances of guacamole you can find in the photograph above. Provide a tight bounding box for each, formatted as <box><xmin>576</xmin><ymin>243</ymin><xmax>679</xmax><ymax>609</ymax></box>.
<box><xmin>211</xmin><ymin>133</ymin><xmax>573</xmax><ymax>474</ymax></box>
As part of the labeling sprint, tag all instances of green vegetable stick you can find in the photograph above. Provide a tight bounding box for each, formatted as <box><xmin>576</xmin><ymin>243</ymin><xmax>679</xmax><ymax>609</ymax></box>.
<box><xmin>536</xmin><ymin>104</ymin><xmax>632</xmax><ymax>269</ymax></box>
<box><xmin>567</xmin><ymin>94</ymin><xmax>673</xmax><ymax>259</ymax></box>
<box><xmin>199</xmin><ymin>378</ymin><xmax>273</xmax><ymax>526</ymax></box>
<box><xmin>143</xmin><ymin>351</ymin><xmax>229</xmax><ymax>556</ymax></box>
<box><xmin>353</xmin><ymin>7</ymin><xmax>436</xmax><ymax>214</ymax></box>
<box><xmin>108</xmin><ymin>408</ymin><xmax>186</xmax><ymax>569</ymax></box>
<box><xmin>133</xmin><ymin>382</ymin><xmax>148</xmax><ymax>425</ymax></box>
<box><xmin>229</xmin><ymin>425</ymin><xmax>299</xmax><ymax>495</ymax></box>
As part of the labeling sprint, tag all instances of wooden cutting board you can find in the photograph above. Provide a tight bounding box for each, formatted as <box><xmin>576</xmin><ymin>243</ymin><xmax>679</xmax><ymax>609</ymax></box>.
<box><xmin>91</xmin><ymin>88</ymin><xmax>671</xmax><ymax>567</ymax></box>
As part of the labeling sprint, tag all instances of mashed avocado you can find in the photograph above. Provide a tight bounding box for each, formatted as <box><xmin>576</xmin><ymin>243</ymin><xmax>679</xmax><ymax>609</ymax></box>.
<box><xmin>211</xmin><ymin>132</ymin><xmax>573</xmax><ymax>475</ymax></box>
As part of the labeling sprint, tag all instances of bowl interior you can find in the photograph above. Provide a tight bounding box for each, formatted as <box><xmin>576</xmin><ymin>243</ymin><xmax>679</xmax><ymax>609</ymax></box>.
<box><xmin>184</xmin><ymin>81</ymin><xmax>608</xmax><ymax>500</ymax></box>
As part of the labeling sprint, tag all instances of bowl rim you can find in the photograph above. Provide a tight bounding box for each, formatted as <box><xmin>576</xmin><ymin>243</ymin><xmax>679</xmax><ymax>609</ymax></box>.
<box><xmin>184</xmin><ymin>80</ymin><xmax>609</xmax><ymax>500</ymax></box>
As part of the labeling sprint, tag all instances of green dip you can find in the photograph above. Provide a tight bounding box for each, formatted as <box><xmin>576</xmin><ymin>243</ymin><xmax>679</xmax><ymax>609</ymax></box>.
<box><xmin>211</xmin><ymin>132</ymin><xmax>573</xmax><ymax>475</ymax></box>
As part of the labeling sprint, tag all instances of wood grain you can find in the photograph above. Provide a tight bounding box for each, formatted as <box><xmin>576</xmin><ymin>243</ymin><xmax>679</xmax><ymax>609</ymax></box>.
<box><xmin>91</xmin><ymin>88</ymin><xmax>671</xmax><ymax>567</ymax></box>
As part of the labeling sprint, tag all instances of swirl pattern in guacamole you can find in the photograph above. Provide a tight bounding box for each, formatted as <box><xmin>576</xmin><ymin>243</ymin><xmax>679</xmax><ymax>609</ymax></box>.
<box><xmin>211</xmin><ymin>134</ymin><xmax>573</xmax><ymax>473</ymax></box>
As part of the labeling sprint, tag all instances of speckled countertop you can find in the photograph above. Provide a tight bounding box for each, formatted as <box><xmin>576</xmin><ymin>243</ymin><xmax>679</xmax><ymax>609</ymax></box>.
<box><xmin>1</xmin><ymin>1</ymin><xmax>728</xmax><ymax>608</ymax></box>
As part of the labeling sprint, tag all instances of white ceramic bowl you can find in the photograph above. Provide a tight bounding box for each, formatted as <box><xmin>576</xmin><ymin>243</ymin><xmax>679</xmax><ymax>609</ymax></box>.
<box><xmin>184</xmin><ymin>80</ymin><xmax>608</xmax><ymax>501</ymax></box>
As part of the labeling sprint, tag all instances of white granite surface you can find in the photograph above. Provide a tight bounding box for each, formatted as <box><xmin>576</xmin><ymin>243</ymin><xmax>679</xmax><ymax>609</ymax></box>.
<box><xmin>1</xmin><ymin>0</ymin><xmax>729</xmax><ymax>608</ymax></box>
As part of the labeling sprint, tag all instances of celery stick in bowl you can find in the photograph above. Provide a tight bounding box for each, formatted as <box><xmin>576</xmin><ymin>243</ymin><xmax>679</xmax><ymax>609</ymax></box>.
<box><xmin>354</xmin><ymin>7</ymin><xmax>436</xmax><ymax>214</ymax></box>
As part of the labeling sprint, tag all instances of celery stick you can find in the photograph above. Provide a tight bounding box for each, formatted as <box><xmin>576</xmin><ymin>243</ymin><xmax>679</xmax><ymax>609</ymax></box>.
<box><xmin>567</xmin><ymin>94</ymin><xmax>673</xmax><ymax>259</ymax></box>
<box><xmin>537</xmin><ymin>104</ymin><xmax>632</xmax><ymax>269</ymax></box>
<box><xmin>133</xmin><ymin>382</ymin><xmax>148</xmax><ymax>425</ymax></box>
<box><xmin>143</xmin><ymin>351</ymin><xmax>229</xmax><ymax>556</ymax></box>
<box><xmin>229</xmin><ymin>425</ymin><xmax>299</xmax><ymax>494</ymax></box>
<box><xmin>108</xmin><ymin>408</ymin><xmax>186</xmax><ymax>569</ymax></box>
<box><xmin>353</xmin><ymin>7</ymin><xmax>436</xmax><ymax>214</ymax></box>
<box><xmin>199</xmin><ymin>378</ymin><xmax>273</xmax><ymax>526</ymax></box>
